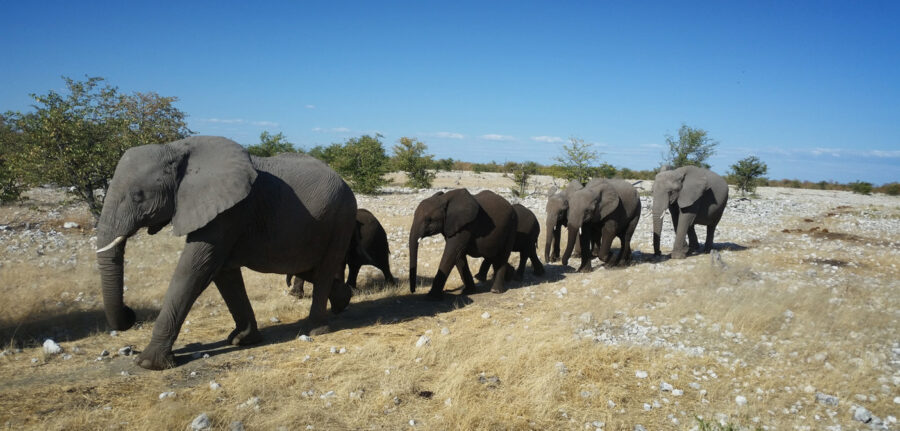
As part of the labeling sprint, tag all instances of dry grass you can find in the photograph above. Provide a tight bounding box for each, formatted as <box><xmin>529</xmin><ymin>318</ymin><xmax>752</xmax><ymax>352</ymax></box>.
<box><xmin>1</xmin><ymin>175</ymin><xmax>898</xmax><ymax>430</ymax></box>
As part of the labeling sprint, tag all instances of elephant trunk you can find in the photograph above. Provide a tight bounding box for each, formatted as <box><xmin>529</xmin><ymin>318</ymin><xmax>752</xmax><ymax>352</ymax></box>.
<box><xmin>652</xmin><ymin>199</ymin><xmax>666</xmax><ymax>255</ymax></box>
<box><xmin>96</xmin><ymin>220</ymin><xmax>136</xmax><ymax>331</ymax></box>
<box><xmin>543</xmin><ymin>213</ymin><xmax>556</xmax><ymax>262</ymax></box>
<box><xmin>560</xmin><ymin>222</ymin><xmax>579</xmax><ymax>266</ymax></box>
<box><xmin>408</xmin><ymin>224</ymin><xmax>421</xmax><ymax>293</ymax></box>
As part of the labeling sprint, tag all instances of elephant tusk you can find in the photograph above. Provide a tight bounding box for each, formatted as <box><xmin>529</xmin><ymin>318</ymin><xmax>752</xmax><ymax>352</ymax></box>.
<box><xmin>96</xmin><ymin>236</ymin><xmax>125</xmax><ymax>253</ymax></box>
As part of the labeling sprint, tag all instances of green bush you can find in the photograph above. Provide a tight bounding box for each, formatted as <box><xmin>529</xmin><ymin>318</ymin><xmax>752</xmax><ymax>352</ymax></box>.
<box><xmin>663</xmin><ymin>124</ymin><xmax>719</xmax><ymax>168</ymax></box>
<box><xmin>554</xmin><ymin>137</ymin><xmax>599</xmax><ymax>184</ymax></box>
<box><xmin>875</xmin><ymin>182</ymin><xmax>900</xmax><ymax>196</ymax></box>
<box><xmin>247</xmin><ymin>131</ymin><xmax>298</xmax><ymax>157</ymax></box>
<box><xmin>849</xmin><ymin>181</ymin><xmax>873</xmax><ymax>195</ymax></box>
<box><xmin>728</xmin><ymin>156</ymin><xmax>768</xmax><ymax>195</ymax></box>
<box><xmin>330</xmin><ymin>135</ymin><xmax>389</xmax><ymax>194</ymax></box>
<box><xmin>506</xmin><ymin>161</ymin><xmax>538</xmax><ymax>196</ymax></box>
<box><xmin>393</xmin><ymin>137</ymin><xmax>435</xmax><ymax>189</ymax></box>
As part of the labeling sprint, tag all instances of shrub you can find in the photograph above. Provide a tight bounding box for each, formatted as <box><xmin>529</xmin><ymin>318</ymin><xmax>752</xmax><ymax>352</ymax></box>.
<box><xmin>329</xmin><ymin>135</ymin><xmax>389</xmax><ymax>194</ymax></box>
<box><xmin>849</xmin><ymin>181</ymin><xmax>873</xmax><ymax>195</ymax></box>
<box><xmin>728</xmin><ymin>156</ymin><xmax>768</xmax><ymax>195</ymax></box>
<box><xmin>506</xmin><ymin>161</ymin><xmax>538</xmax><ymax>196</ymax></box>
<box><xmin>875</xmin><ymin>182</ymin><xmax>900</xmax><ymax>196</ymax></box>
<box><xmin>393</xmin><ymin>137</ymin><xmax>435</xmax><ymax>189</ymax></box>
<box><xmin>554</xmin><ymin>137</ymin><xmax>600</xmax><ymax>184</ymax></box>
<box><xmin>247</xmin><ymin>131</ymin><xmax>298</xmax><ymax>157</ymax></box>
<box><xmin>663</xmin><ymin>124</ymin><xmax>719</xmax><ymax>168</ymax></box>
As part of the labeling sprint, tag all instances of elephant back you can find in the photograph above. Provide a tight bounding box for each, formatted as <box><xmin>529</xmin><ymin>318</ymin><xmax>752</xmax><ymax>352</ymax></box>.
<box><xmin>252</xmin><ymin>154</ymin><xmax>354</xmax><ymax>219</ymax></box>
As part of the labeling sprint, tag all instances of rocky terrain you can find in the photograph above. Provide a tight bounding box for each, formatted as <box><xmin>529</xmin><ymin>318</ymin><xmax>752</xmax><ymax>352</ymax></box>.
<box><xmin>0</xmin><ymin>171</ymin><xmax>898</xmax><ymax>430</ymax></box>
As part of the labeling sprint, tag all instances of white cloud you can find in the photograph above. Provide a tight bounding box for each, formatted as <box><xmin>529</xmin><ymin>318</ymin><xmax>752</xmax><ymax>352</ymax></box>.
<box><xmin>333</xmin><ymin>127</ymin><xmax>351</xmax><ymax>133</ymax></box>
<box><xmin>305</xmin><ymin>104</ymin><xmax>316</xmax><ymax>109</ymax></box>
<box><xmin>531</xmin><ymin>136</ymin><xmax>564</xmax><ymax>143</ymax></box>
<box><xmin>430</xmin><ymin>131</ymin><xmax>465</xmax><ymax>139</ymax></box>
<box><xmin>811</xmin><ymin>147</ymin><xmax>841</xmax><ymax>157</ymax></box>
<box><xmin>200</xmin><ymin>118</ymin><xmax>245</xmax><ymax>124</ymax></box>
<box><xmin>481</xmin><ymin>134</ymin><xmax>515</xmax><ymax>141</ymax></box>
<box><xmin>312</xmin><ymin>127</ymin><xmax>351</xmax><ymax>133</ymax></box>
<box><xmin>864</xmin><ymin>150</ymin><xmax>900</xmax><ymax>158</ymax></box>
<box><xmin>252</xmin><ymin>121</ymin><xmax>279</xmax><ymax>127</ymax></box>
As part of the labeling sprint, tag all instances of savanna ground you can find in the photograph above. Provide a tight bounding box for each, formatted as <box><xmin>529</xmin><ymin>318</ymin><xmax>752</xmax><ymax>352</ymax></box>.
<box><xmin>0</xmin><ymin>171</ymin><xmax>898</xmax><ymax>430</ymax></box>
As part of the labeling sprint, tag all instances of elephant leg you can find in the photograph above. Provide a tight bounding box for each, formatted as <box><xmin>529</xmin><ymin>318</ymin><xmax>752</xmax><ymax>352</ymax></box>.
<box><xmin>672</xmin><ymin>212</ymin><xmax>696</xmax><ymax>259</ymax></box>
<box><xmin>374</xmin><ymin>252</ymin><xmax>396</xmax><ymax>285</ymax></box>
<box><xmin>704</xmin><ymin>223</ymin><xmax>717</xmax><ymax>253</ymax></box>
<box><xmin>429</xmin><ymin>233</ymin><xmax>470</xmax><ymax>299</ymax></box>
<box><xmin>687</xmin><ymin>225</ymin><xmax>700</xmax><ymax>252</ymax></box>
<box><xmin>136</xmin><ymin>239</ymin><xmax>224</xmax><ymax>370</ymax></box>
<box><xmin>619</xmin><ymin>217</ymin><xmax>639</xmax><ymax>266</ymax></box>
<box><xmin>214</xmin><ymin>267</ymin><xmax>261</xmax><ymax>346</ymax></box>
<box><xmin>288</xmin><ymin>276</ymin><xmax>305</xmax><ymax>298</ymax></box>
<box><xmin>458</xmin><ymin>256</ymin><xmax>478</xmax><ymax>294</ymax></box>
<box><xmin>530</xmin><ymin>247</ymin><xmax>545</xmax><ymax>276</ymax></box>
<box><xmin>475</xmin><ymin>258</ymin><xmax>490</xmax><ymax>282</ymax></box>
<box><xmin>346</xmin><ymin>262</ymin><xmax>360</xmax><ymax>289</ymax></box>
<box><xmin>550</xmin><ymin>226</ymin><xmax>561</xmax><ymax>262</ymax></box>
<box><xmin>490</xmin><ymin>255</ymin><xmax>511</xmax><ymax>293</ymax></box>
<box><xmin>595</xmin><ymin>225</ymin><xmax>617</xmax><ymax>268</ymax></box>
<box><xmin>302</xmin><ymin>223</ymin><xmax>354</xmax><ymax>335</ymax></box>
<box><xmin>514</xmin><ymin>252</ymin><xmax>527</xmax><ymax>280</ymax></box>
<box><xmin>576</xmin><ymin>229</ymin><xmax>595</xmax><ymax>272</ymax></box>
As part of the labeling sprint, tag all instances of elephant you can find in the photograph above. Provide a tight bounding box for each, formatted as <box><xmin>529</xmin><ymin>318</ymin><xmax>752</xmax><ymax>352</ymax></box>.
<box><xmin>95</xmin><ymin>136</ymin><xmax>357</xmax><ymax>370</ymax></box>
<box><xmin>409</xmin><ymin>189</ymin><xmax>517</xmax><ymax>298</ymax></box>
<box><xmin>652</xmin><ymin>166</ymin><xmax>729</xmax><ymax>259</ymax></box>
<box><xmin>288</xmin><ymin>208</ymin><xmax>396</xmax><ymax>296</ymax></box>
<box><xmin>562</xmin><ymin>178</ymin><xmax>641</xmax><ymax>271</ymax></box>
<box><xmin>544</xmin><ymin>180</ymin><xmax>584</xmax><ymax>262</ymax></box>
<box><xmin>476</xmin><ymin>203</ymin><xmax>544</xmax><ymax>281</ymax></box>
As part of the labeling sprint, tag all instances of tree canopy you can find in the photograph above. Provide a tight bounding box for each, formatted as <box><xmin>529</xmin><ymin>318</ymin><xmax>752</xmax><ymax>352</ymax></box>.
<box><xmin>664</xmin><ymin>124</ymin><xmax>718</xmax><ymax>169</ymax></box>
<box><xmin>728</xmin><ymin>155</ymin><xmax>768</xmax><ymax>195</ymax></box>
<box><xmin>392</xmin><ymin>137</ymin><xmax>435</xmax><ymax>189</ymax></box>
<box><xmin>246</xmin><ymin>131</ymin><xmax>298</xmax><ymax>157</ymax></box>
<box><xmin>0</xmin><ymin>76</ymin><xmax>191</xmax><ymax>218</ymax></box>
<box><xmin>554</xmin><ymin>137</ymin><xmax>600</xmax><ymax>184</ymax></box>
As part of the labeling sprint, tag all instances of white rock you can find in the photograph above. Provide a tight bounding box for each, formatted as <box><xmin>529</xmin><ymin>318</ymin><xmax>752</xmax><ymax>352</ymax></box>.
<box><xmin>415</xmin><ymin>335</ymin><xmax>431</xmax><ymax>348</ymax></box>
<box><xmin>736</xmin><ymin>395</ymin><xmax>748</xmax><ymax>406</ymax></box>
<box><xmin>338</xmin><ymin>347</ymin><xmax>347</xmax><ymax>354</ymax></box>
<box><xmin>63</xmin><ymin>222</ymin><xmax>79</xmax><ymax>229</ymax></box>
<box><xmin>159</xmin><ymin>391</ymin><xmax>177</xmax><ymax>400</ymax></box>
<box><xmin>238</xmin><ymin>396</ymin><xmax>260</xmax><ymax>409</ymax></box>
<box><xmin>409</xmin><ymin>419</ymin><xmax>417</xmax><ymax>426</ymax></box>
<box><xmin>635</xmin><ymin>370</ymin><xmax>648</xmax><ymax>379</ymax></box>
<box><xmin>320</xmin><ymin>391</ymin><xmax>335</xmax><ymax>399</ymax></box>
<box><xmin>672</xmin><ymin>389</ymin><xmax>684</xmax><ymax>396</ymax></box>
<box><xmin>42</xmin><ymin>339</ymin><xmax>62</xmax><ymax>355</ymax></box>
<box><xmin>209</xmin><ymin>381</ymin><xmax>221</xmax><ymax>390</ymax></box>
<box><xmin>660</xmin><ymin>382</ymin><xmax>673</xmax><ymax>392</ymax></box>
<box><xmin>607</xmin><ymin>400</ymin><xmax>616</xmax><ymax>408</ymax></box>
<box><xmin>269</xmin><ymin>317</ymin><xmax>281</xmax><ymax>323</ymax></box>
<box><xmin>441</xmin><ymin>327</ymin><xmax>450</xmax><ymax>335</ymax></box>
<box><xmin>481</xmin><ymin>312</ymin><xmax>491</xmax><ymax>319</ymax></box>
<box><xmin>894</xmin><ymin>396</ymin><xmax>900</xmax><ymax>404</ymax></box>
<box><xmin>190</xmin><ymin>413</ymin><xmax>211</xmax><ymax>430</ymax></box>
<box><xmin>298</xmin><ymin>335</ymin><xmax>312</xmax><ymax>342</ymax></box>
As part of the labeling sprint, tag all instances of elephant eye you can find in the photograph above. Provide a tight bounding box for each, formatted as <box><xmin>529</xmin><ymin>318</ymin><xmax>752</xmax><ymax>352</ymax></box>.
<box><xmin>131</xmin><ymin>190</ymin><xmax>145</xmax><ymax>203</ymax></box>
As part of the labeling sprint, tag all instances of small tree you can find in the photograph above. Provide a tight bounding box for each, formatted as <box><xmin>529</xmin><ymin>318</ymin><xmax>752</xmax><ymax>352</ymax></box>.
<box><xmin>664</xmin><ymin>124</ymin><xmax>719</xmax><ymax>168</ymax></box>
<box><xmin>308</xmin><ymin>143</ymin><xmax>343</xmax><ymax>165</ymax></box>
<box><xmin>393</xmin><ymin>137</ymin><xmax>435</xmax><ymax>189</ymax></box>
<box><xmin>3</xmin><ymin>76</ymin><xmax>191</xmax><ymax>219</ymax></box>
<box><xmin>331</xmin><ymin>134</ymin><xmax>389</xmax><ymax>194</ymax></box>
<box><xmin>849</xmin><ymin>181</ymin><xmax>873</xmax><ymax>195</ymax></box>
<box><xmin>554</xmin><ymin>137</ymin><xmax>599</xmax><ymax>184</ymax></box>
<box><xmin>507</xmin><ymin>161</ymin><xmax>538</xmax><ymax>196</ymax></box>
<box><xmin>247</xmin><ymin>131</ymin><xmax>297</xmax><ymax>157</ymax></box>
<box><xmin>0</xmin><ymin>115</ymin><xmax>24</xmax><ymax>203</ymax></box>
<box><xmin>728</xmin><ymin>156</ymin><xmax>768</xmax><ymax>195</ymax></box>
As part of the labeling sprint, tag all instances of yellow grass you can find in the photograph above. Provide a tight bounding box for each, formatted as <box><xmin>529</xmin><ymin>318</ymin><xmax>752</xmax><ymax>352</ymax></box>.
<box><xmin>1</xmin><ymin>177</ymin><xmax>898</xmax><ymax>430</ymax></box>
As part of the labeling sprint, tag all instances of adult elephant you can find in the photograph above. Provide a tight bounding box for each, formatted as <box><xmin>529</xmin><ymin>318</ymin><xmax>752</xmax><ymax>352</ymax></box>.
<box><xmin>477</xmin><ymin>203</ymin><xmax>544</xmax><ymax>281</ymax></box>
<box><xmin>288</xmin><ymin>208</ymin><xmax>395</xmax><ymax>296</ymax></box>
<box><xmin>651</xmin><ymin>166</ymin><xmax>729</xmax><ymax>259</ymax></box>
<box><xmin>544</xmin><ymin>180</ymin><xmax>584</xmax><ymax>262</ymax></box>
<box><xmin>95</xmin><ymin>136</ymin><xmax>356</xmax><ymax>370</ymax></box>
<box><xmin>562</xmin><ymin>179</ymin><xmax>641</xmax><ymax>272</ymax></box>
<box><xmin>409</xmin><ymin>189</ymin><xmax>517</xmax><ymax>298</ymax></box>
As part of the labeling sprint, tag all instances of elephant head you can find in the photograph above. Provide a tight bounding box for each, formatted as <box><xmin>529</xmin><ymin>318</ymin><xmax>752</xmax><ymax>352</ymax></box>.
<box><xmin>95</xmin><ymin>136</ymin><xmax>257</xmax><ymax>330</ymax></box>
<box><xmin>651</xmin><ymin>167</ymin><xmax>707</xmax><ymax>255</ymax></box>
<box><xmin>408</xmin><ymin>189</ymin><xmax>479</xmax><ymax>292</ymax></box>
<box><xmin>561</xmin><ymin>179</ymin><xmax>619</xmax><ymax>264</ymax></box>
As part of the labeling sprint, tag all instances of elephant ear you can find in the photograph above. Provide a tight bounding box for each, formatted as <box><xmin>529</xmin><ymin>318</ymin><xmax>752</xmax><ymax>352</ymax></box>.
<box><xmin>598</xmin><ymin>184</ymin><xmax>621</xmax><ymax>219</ymax></box>
<box><xmin>443</xmin><ymin>189</ymin><xmax>480</xmax><ymax>237</ymax></box>
<box><xmin>171</xmin><ymin>137</ymin><xmax>258</xmax><ymax>236</ymax></box>
<box><xmin>677</xmin><ymin>169</ymin><xmax>708</xmax><ymax>209</ymax></box>
<box><xmin>547</xmin><ymin>185</ymin><xmax>559</xmax><ymax>197</ymax></box>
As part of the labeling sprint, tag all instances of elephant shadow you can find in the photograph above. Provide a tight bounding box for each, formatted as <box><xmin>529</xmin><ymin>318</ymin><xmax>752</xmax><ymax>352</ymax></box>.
<box><xmin>170</xmin><ymin>276</ymin><xmax>475</xmax><ymax>365</ymax></box>
<box><xmin>0</xmin><ymin>307</ymin><xmax>160</xmax><ymax>347</ymax></box>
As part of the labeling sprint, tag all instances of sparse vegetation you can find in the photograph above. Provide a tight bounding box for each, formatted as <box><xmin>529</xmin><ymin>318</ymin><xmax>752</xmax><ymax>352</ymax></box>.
<box><xmin>330</xmin><ymin>134</ymin><xmax>390</xmax><ymax>194</ymax></box>
<box><xmin>850</xmin><ymin>180</ymin><xmax>873</xmax><ymax>195</ymax></box>
<box><xmin>506</xmin><ymin>161</ymin><xmax>538</xmax><ymax>196</ymax></box>
<box><xmin>554</xmin><ymin>137</ymin><xmax>600</xmax><ymax>184</ymax></box>
<box><xmin>664</xmin><ymin>123</ymin><xmax>719</xmax><ymax>169</ymax></box>
<box><xmin>392</xmin><ymin>137</ymin><xmax>435</xmax><ymax>189</ymax></box>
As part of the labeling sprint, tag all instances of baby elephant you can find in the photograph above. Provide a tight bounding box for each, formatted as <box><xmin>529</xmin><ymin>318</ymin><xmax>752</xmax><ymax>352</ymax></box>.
<box><xmin>289</xmin><ymin>209</ymin><xmax>395</xmax><ymax>297</ymax></box>
<box><xmin>477</xmin><ymin>204</ymin><xmax>544</xmax><ymax>281</ymax></box>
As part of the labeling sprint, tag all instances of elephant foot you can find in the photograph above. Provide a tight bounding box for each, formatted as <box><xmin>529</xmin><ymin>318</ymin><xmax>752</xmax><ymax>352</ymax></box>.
<box><xmin>490</xmin><ymin>285</ymin><xmax>508</xmax><ymax>294</ymax></box>
<box><xmin>135</xmin><ymin>348</ymin><xmax>176</xmax><ymax>370</ymax></box>
<box><xmin>227</xmin><ymin>325</ymin><xmax>262</xmax><ymax>346</ymax></box>
<box><xmin>299</xmin><ymin>320</ymin><xmax>332</xmax><ymax>336</ymax></box>
<box><xmin>577</xmin><ymin>265</ymin><xmax>593</xmax><ymax>273</ymax></box>
<box><xmin>473</xmin><ymin>273</ymin><xmax>487</xmax><ymax>283</ymax></box>
<box><xmin>671</xmin><ymin>250</ymin><xmax>687</xmax><ymax>259</ymax></box>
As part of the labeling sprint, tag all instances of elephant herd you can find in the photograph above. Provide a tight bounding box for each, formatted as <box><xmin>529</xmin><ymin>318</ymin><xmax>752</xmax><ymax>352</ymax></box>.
<box><xmin>93</xmin><ymin>136</ymin><xmax>728</xmax><ymax>370</ymax></box>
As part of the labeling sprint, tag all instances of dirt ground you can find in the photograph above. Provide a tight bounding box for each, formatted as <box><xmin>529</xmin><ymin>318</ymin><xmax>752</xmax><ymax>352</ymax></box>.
<box><xmin>1</xmin><ymin>171</ymin><xmax>898</xmax><ymax>430</ymax></box>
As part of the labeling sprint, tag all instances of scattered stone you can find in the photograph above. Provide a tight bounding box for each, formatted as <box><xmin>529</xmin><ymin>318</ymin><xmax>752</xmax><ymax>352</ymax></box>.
<box><xmin>415</xmin><ymin>335</ymin><xmax>431</xmax><ymax>348</ymax></box>
<box><xmin>100</xmin><ymin>349</ymin><xmax>110</xmax><ymax>357</ymax></box>
<box><xmin>238</xmin><ymin>396</ymin><xmax>260</xmax><ymax>410</ymax></box>
<box><xmin>109</xmin><ymin>330</ymin><xmax>118</xmax><ymax>337</ymax></box>
<box><xmin>894</xmin><ymin>396</ymin><xmax>900</xmax><ymax>404</ymax></box>
<box><xmin>635</xmin><ymin>370</ymin><xmax>648</xmax><ymax>379</ymax></box>
<box><xmin>634</xmin><ymin>425</ymin><xmax>647</xmax><ymax>431</ymax></box>
<box><xmin>481</xmin><ymin>312</ymin><xmax>491</xmax><ymax>319</ymax></box>
<box><xmin>42</xmin><ymin>339</ymin><xmax>62</xmax><ymax>355</ymax></box>
<box><xmin>643</xmin><ymin>403</ymin><xmax>652</xmax><ymax>411</ymax></box>
<box><xmin>209</xmin><ymin>381</ymin><xmax>221</xmax><ymax>390</ymax></box>
<box><xmin>118</xmin><ymin>346</ymin><xmax>133</xmax><ymax>356</ymax></box>
<box><xmin>269</xmin><ymin>317</ymin><xmax>281</xmax><ymax>323</ymax></box>
<box><xmin>159</xmin><ymin>391</ymin><xmax>176</xmax><ymax>400</ymax></box>
<box><xmin>660</xmin><ymin>382</ymin><xmax>674</xmax><ymax>392</ymax></box>
<box><xmin>816</xmin><ymin>392</ymin><xmax>839</xmax><ymax>407</ymax></box>
<box><xmin>444</xmin><ymin>398</ymin><xmax>452</xmax><ymax>406</ymax></box>
<box><xmin>338</xmin><ymin>347</ymin><xmax>347</xmax><ymax>354</ymax></box>
<box><xmin>607</xmin><ymin>400</ymin><xmax>616</xmax><ymax>408</ymax></box>
<box><xmin>229</xmin><ymin>421</ymin><xmax>245</xmax><ymax>431</ymax></box>
<box><xmin>579</xmin><ymin>312</ymin><xmax>594</xmax><ymax>324</ymax></box>
<box><xmin>298</xmin><ymin>335</ymin><xmax>313</xmax><ymax>342</ymax></box>
<box><xmin>320</xmin><ymin>391</ymin><xmax>335</xmax><ymax>399</ymax></box>
<box><xmin>735</xmin><ymin>395</ymin><xmax>748</xmax><ymax>406</ymax></box>
<box><xmin>556</xmin><ymin>362</ymin><xmax>568</xmax><ymax>375</ymax></box>
<box><xmin>478</xmin><ymin>373</ymin><xmax>501</xmax><ymax>388</ymax></box>
<box><xmin>190</xmin><ymin>413</ymin><xmax>211</xmax><ymax>431</ymax></box>
<box><xmin>409</xmin><ymin>419</ymin><xmax>417</xmax><ymax>426</ymax></box>
<box><xmin>31</xmin><ymin>358</ymin><xmax>39</xmax><ymax>364</ymax></box>
<box><xmin>672</xmin><ymin>389</ymin><xmax>684</xmax><ymax>396</ymax></box>
<box><xmin>441</xmin><ymin>327</ymin><xmax>450</xmax><ymax>335</ymax></box>
<box><xmin>63</xmin><ymin>221</ymin><xmax>79</xmax><ymax>229</ymax></box>
<box><xmin>62</xmin><ymin>354</ymin><xmax>72</xmax><ymax>360</ymax></box>
<box><xmin>689</xmin><ymin>382</ymin><xmax>701</xmax><ymax>390</ymax></box>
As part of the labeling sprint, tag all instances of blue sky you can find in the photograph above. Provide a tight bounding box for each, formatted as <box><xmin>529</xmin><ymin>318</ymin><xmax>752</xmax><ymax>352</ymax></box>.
<box><xmin>2</xmin><ymin>1</ymin><xmax>898</xmax><ymax>184</ymax></box>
